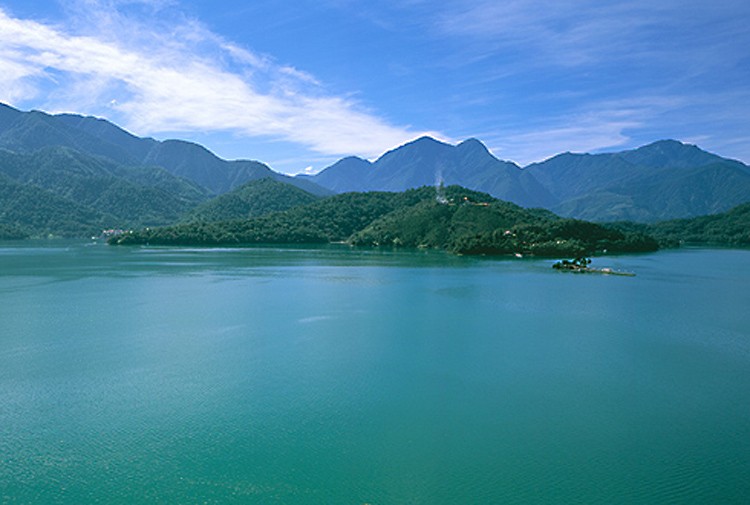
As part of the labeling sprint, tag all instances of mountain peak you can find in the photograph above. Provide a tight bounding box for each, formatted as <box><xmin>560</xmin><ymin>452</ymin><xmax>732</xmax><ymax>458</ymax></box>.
<box><xmin>649</xmin><ymin>138</ymin><xmax>686</xmax><ymax>146</ymax></box>
<box><xmin>637</xmin><ymin>139</ymin><xmax>692</xmax><ymax>152</ymax></box>
<box><xmin>375</xmin><ymin>136</ymin><xmax>451</xmax><ymax>164</ymax></box>
<box><xmin>456</xmin><ymin>137</ymin><xmax>492</xmax><ymax>155</ymax></box>
<box><xmin>413</xmin><ymin>135</ymin><xmax>446</xmax><ymax>144</ymax></box>
<box><xmin>621</xmin><ymin>139</ymin><xmax>725</xmax><ymax>169</ymax></box>
<box><xmin>403</xmin><ymin>136</ymin><xmax>452</xmax><ymax>149</ymax></box>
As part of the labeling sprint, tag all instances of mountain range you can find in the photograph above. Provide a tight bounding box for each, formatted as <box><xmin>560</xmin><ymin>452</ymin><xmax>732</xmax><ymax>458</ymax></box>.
<box><xmin>298</xmin><ymin>137</ymin><xmax>553</xmax><ymax>208</ymax></box>
<box><xmin>0</xmin><ymin>103</ymin><xmax>329</xmax><ymax>196</ymax></box>
<box><xmin>303</xmin><ymin>136</ymin><xmax>750</xmax><ymax>222</ymax></box>
<box><xmin>0</xmin><ymin>102</ymin><xmax>749</xmax><ymax>237</ymax></box>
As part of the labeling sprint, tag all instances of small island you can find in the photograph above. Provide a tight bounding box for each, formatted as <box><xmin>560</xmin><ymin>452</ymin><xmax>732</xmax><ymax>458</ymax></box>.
<box><xmin>552</xmin><ymin>257</ymin><xmax>636</xmax><ymax>276</ymax></box>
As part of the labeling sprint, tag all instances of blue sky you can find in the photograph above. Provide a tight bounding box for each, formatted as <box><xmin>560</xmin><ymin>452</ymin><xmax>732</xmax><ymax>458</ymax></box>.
<box><xmin>0</xmin><ymin>0</ymin><xmax>748</xmax><ymax>174</ymax></box>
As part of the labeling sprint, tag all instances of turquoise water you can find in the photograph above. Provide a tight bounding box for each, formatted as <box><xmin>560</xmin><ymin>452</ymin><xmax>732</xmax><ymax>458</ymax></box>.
<box><xmin>1</xmin><ymin>242</ymin><xmax>749</xmax><ymax>504</ymax></box>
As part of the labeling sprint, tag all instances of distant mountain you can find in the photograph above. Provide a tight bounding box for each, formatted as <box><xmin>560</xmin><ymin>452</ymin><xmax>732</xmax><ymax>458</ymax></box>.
<box><xmin>185</xmin><ymin>178</ymin><xmax>321</xmax><ymax>223</ymax></box>
<box><xmin>647</xmin><ymin>201</ymin><xmax>750</xmax><ymax>246</ymax></box>
<box><xmin>303</xmin><ymin>137</ymin><xmax>750</xmax><ymax>222</ymax></box>
<box><xmin>301</xmin><ymin>156</ymin><xmax>373</xmax><ymax>193</ymax></box>
<box><xmin>2</xmin><ymin>102</ymin><xmax>749</xmax><ymax>231</ymax></box>
<box><xmin>618</xmin><ymin>139</ymin><xmax>747</xmax><ymax>170</ymax></box>
<box><xmin>0</xmin><ymin>102</ymin><xmax>334</xmax><ymax>237</ymax></box>
<box><xmin>301</xmin><ymin>136</ymin><xmax>553</xmax><ymax>208</ymax></box>
<box><xmin>0</xmin><ymin>172</ymin><xmax>113</xmax><ymax>237</ymax></box>
<box><xmin>525</xmin><ymin>140</ymin><xmax>750</xmax><ymax>221</ymax></box>
<box><xmin>0</xmin><ymin>103</ymin><xmax>330</xmax><ymax>196</ymax></box>
<box><xmin>0</xmin><ymin>146</ymin><xmax>209</xmax><ymax>228</ymax></box>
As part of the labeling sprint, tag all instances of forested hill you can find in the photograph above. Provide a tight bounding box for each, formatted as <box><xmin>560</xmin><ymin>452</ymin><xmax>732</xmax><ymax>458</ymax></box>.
<box><xmin>2</xmin><ymin>103</ymin><xmax>749</xmax><ymax>238</ymax></box>
<box><xmin>649</xmin><ymin>202</ymin><xmax>750</xmax><ymax>246</ymax></box>
<box><xmin>112</xmin><ymin>187</ymin><xmax>434</xmax><ymax>246</ymax></box>
<box><xmin>0</xmin><ymin>171</ymin><xmax>115</xmax><ymax>238</ymax></box>
<box><xmin>184</xmin><ymin>178</ymin><xmax>322</xmax><ymax>223</ymax></box>
<box><xmin>110</xmin><ymin>185</ymin><xmax>659</xmax><ymax>257</ymax></box>
<box><xmin>0</xmin><ymin>146</ymin><xmax>209</xmax><ymax>236</ymax></box>
<box><xmin>0</xmin><ymin>103</ymin><xmax>330</xmax><ymax>196</ymax></box>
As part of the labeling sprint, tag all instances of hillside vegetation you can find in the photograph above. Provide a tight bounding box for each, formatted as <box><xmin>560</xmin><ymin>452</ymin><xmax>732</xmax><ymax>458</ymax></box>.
<box><xmin>184</xmin><ymin>178</ymin><xmax>321</xmax><ymax>223</ymax></box>
<box><xmin>0</xmin><ymin>223</ymin><xmax>29</xmax><ymax>240</ymax></box>
<box><xmin>649</xmin><ymin>202</ymin><xmax>750</xmax><ymax>246</ymax></box>
<box><xmin>111</xmin><ymin>185</ymin><xmax>659</xmax><ymax>256</ymax></box>
<box><xmin>112</xmin><ymin>187</ymin><xmax>430</xmax><ymax>246</ymax></box>
<box><xmin>0</xmin><ymin>172</ymin><xmax>114</xmax><ymax>237</ymax></box>
<box><xmin>0</xmin><ymin>146</ymin><xmax>210</xmax><ymax>236</ymax></box>
<box><xmin>0</xmin><ymin>103</ymin><xmax>330</xmax><ymax>196</ymax></box>
<box><xmin>2</xmin><ymin>103</ymin><xmax>748</xmax><ymax>242</ymax></box>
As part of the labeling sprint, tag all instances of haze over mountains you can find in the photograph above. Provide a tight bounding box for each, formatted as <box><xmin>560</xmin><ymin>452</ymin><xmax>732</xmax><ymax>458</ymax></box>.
<box><xmin>304</xmin><ymin>136</ymin><xmax>750</xmax><ymax>222</ymax></box>
<box><xmin>0</xmin><ymin>102</ymin><xmax>749</xmax><ymax>238</ymax></box>
<box><xmin>298</xmin><ymin>137</ymin><xmax>553</xmax><ymax>208</ymax></box>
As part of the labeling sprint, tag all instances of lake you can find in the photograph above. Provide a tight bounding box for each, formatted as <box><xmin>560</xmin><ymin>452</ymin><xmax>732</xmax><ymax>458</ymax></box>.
<box><xmin>1</xmin><ymin>242</ymin><xmax>748</xmax><ymax>504</ymax></box>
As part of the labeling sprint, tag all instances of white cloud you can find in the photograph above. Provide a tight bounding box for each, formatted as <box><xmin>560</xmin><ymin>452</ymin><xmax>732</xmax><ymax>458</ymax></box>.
<box><xmin>0</xmin><ymin>53</ymin><xmax>42</xmax><ymax>103</ymax></box>
<box><xmin>0</xmin><ymin>3</ymin><xmax>428</xmax><ymax>159</ymax></box>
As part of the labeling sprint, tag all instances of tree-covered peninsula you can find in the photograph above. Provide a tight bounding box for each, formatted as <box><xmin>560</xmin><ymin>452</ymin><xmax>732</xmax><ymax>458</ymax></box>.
<box><xmin>109</xmin><ymin>185</ymin><xmax>659</xmax><ymax>257</ymax></box>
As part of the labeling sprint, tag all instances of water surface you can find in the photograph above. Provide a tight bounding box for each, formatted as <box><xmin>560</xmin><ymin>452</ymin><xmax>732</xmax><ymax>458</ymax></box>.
<box><xmin>1</xmin><ymin>242</ymin><xmax>748</xmax><ymax>503</ymax></box>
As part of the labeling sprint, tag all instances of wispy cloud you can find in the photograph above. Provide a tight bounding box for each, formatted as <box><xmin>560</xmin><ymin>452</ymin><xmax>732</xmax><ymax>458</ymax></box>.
<box><xmin>472</xmin><ymin>87</ymin><xmax>750</xmax><ymax>167</ymax></box>
<box><xmin>0</xmin><ymin>2</ymin><xmax>431</xmax><ymax>159</ymax></box>
<box><xmin>432</xmin><ymin>0</ymin><xmax>750</xmax><ymax>69</ymax></box>
<box><xmin>484</xmin><ymin>120</ymin><xmax>637</xmax><ymax>167</ymax></box>
<box><xmin>479</xmin><ymin>95</ymin><xmax>689</xmax><ymax>166</ymax></box>
<box><xmin>368</xmin><ymin>0</ymin><xmax>750</xmax><ymax>164</ymax></box>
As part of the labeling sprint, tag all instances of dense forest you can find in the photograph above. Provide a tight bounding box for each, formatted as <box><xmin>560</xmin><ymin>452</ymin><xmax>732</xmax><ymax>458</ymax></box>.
<box><xmin>0</xmin><ymin>223</ymin><xmax>28</xmax><ymax>240</ymax></box>
<box><xmin>0</xmin><ymin>147</ymin><xmax>209</xmax><ymax>237</ymax></box>
<box><xmin>112</xmin><ymin>187</ymin><xmax>432</xmax><ymax>246</ymax></box>
<box><xmin>649</xmin><ymin>202</ymin><xmax>750</xmax><ymax>246</ymax></box>
<box><xmin>183</xmin><ymin>178</ymin><xmax>322</xmax><ymax>223</ymax></box>
<box><xmin>0</xmin><ymin>153</ymin><xmax>746</xmax><ymax>253</ymax></box>
<box><xmin>0</xmin><ymin>171</ymin><xmax>114</xmax><ymax>237</ymax></box>
<box><xmin>348</xmin><ymin>190</ymin><xmax>657</xmax><ymax>256</ymax></box>
<box><xmin>110</xmin><ymin>185</ymin><xmax>659</xmax><ymax>257</ymax></box>
<box><xmin>603</xmin><ymin>202</ymin><xmax>750</xmax><ymax>248</ymax></box>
